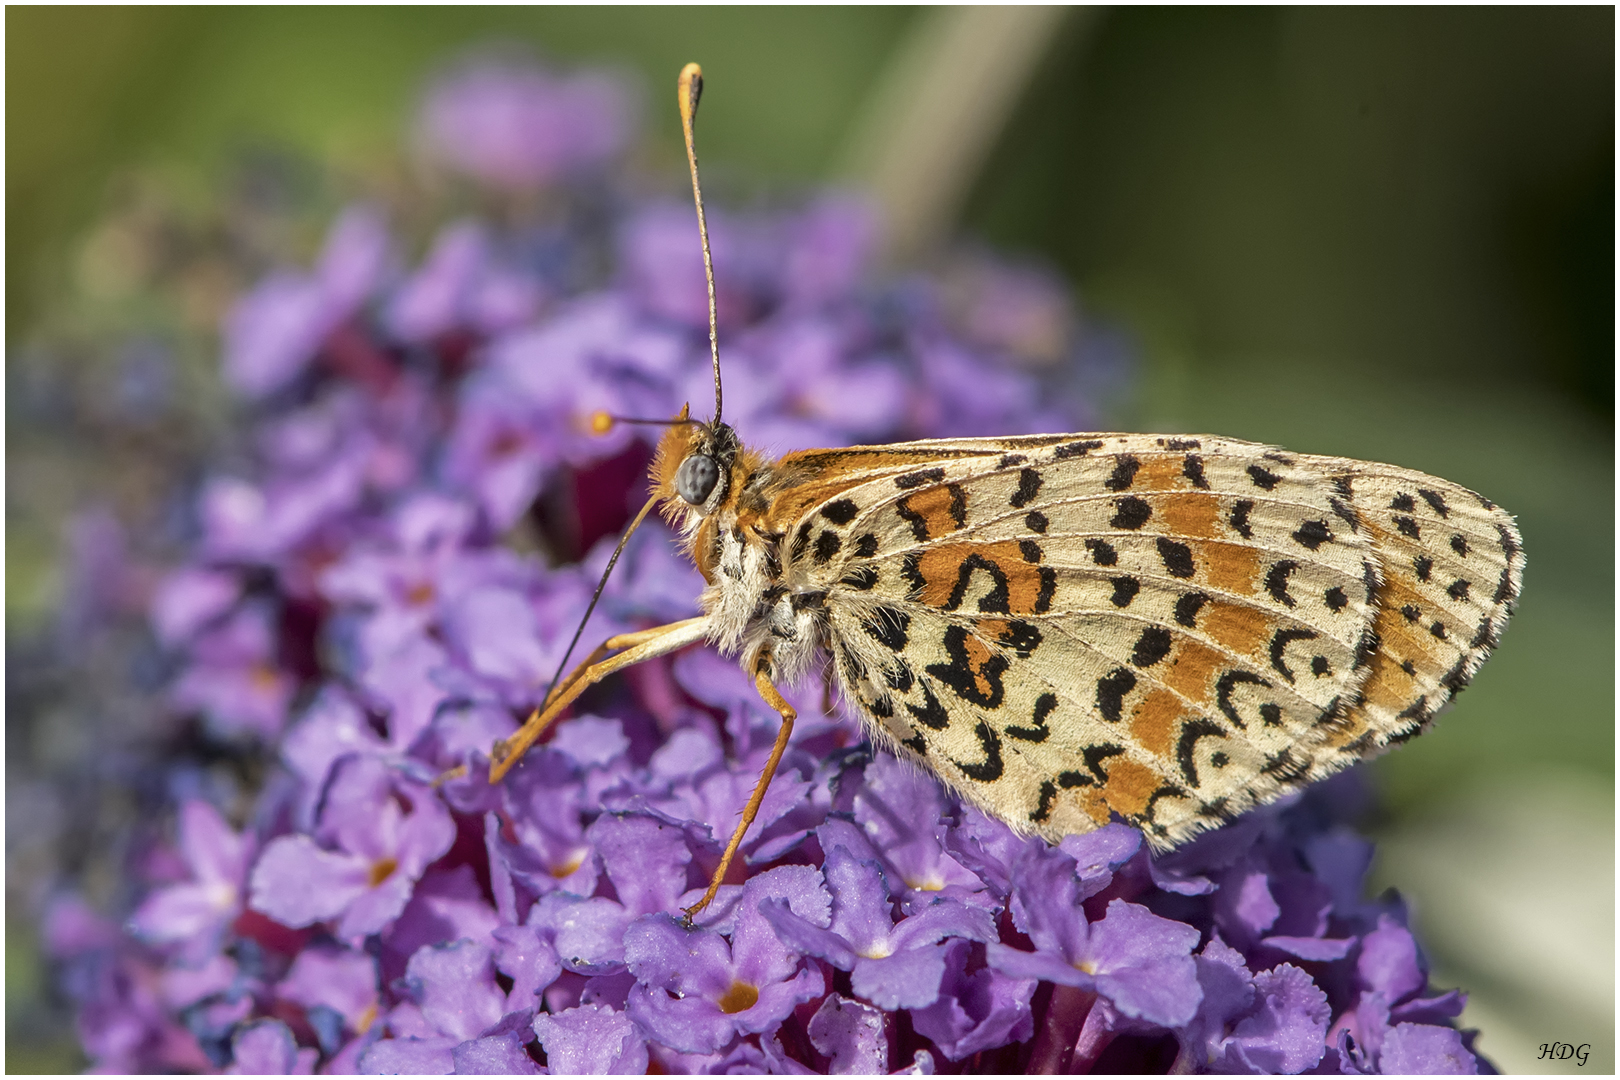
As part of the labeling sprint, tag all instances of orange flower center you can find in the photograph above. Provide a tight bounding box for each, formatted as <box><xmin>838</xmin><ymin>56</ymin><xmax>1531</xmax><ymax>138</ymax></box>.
<box><xmin>550</xmin><ymin>850</ymin><xmax>586</xmax><ymax>879</ymax></box>
<box><xmin>716</xmin><ymin>981</ymin><xmax>759</xmax><ymax>1015</ymax></box>
<box><xmin>367</xmin><ymin>857</ymin><xmax>399</xmax><ymax>888</ymax></box>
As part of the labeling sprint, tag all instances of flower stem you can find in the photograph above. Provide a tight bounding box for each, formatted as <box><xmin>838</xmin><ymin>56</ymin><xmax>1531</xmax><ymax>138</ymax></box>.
<box><xmin>1027</xmin><ymin>984</ymin><xmax>1096</xmax><ymax>1074</ymax></box>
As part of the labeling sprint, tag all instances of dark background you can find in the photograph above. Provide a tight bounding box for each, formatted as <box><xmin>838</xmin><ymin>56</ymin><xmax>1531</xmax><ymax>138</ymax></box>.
<box><xmin>7</xmin><ymin>6</ymin><xmax>1613</xmax><ymax>1071</ymax></box>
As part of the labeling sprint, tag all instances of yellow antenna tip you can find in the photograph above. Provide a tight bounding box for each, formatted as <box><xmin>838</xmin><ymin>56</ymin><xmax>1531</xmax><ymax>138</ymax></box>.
<box><xmin>678</xmin><ymin>63</ymin><xmax>703</xmax><ymax>125</ymax></box>
<box><xmin>588</xmin><ymin>410</ymin><xmax>615</xmax><ymax>435</ymax></box>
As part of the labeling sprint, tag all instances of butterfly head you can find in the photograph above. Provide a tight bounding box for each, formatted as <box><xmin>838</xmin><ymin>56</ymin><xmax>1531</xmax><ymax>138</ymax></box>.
<box><xmin>650</xmin><ymin>404</ymin><xmax>743</xmax><ymax>522</ymax></box>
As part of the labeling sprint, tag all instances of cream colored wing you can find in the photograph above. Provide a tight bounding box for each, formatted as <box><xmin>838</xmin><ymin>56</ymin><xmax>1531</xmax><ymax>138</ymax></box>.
<box><xmin>792</xmin><ymin>434</ymin><xmax>1411</xmax><ymax>847</ymax></box>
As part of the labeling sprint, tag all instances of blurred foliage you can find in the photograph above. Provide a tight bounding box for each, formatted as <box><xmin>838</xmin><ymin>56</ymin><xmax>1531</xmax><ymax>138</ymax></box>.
<box><xmin>6</xmin><ymin>6</ymin><xmax>917</xmax><ymax>333</ymax></box>
<box><xmin>969</xmin><ymin>7</ymin><xmax>1613</xmax><ymax>419</ymax></box>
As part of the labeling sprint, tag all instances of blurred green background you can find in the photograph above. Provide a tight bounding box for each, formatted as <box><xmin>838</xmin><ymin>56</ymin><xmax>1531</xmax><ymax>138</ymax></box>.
<box><xmin>8</xmin><ymin>6</ymin><xmax>1612</xmax><ymax>1073</ymax></box>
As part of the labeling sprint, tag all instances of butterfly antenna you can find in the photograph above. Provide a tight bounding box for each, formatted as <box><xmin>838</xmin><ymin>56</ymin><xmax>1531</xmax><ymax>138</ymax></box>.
<box><xmin>536</xmin><ymin>492</ymin><xmax>661</xmax><ymax>711</ymax></box>
<box><xmin>678</xmin><ymin>62</ymin><xmax>723</xmax><ymax>428</ymax></box>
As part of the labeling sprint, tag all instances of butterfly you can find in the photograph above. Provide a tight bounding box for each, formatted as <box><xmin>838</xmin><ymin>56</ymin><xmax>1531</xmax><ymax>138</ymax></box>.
<box><xmin>481</xmin><ymin>63</ymin><xmax>1524</xmax><ymax>920</ymax></box>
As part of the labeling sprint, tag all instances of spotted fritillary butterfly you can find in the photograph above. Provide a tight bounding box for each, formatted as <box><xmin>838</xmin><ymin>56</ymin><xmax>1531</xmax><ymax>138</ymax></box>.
<box><xmin>481</xmin><ymin>64</ymin><xmax>1524</xmax><ymax>919</ymax></box>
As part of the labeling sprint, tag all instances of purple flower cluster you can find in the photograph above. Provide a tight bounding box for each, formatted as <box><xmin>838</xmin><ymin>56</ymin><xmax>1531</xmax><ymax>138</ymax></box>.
<box><xmin>41</xmin><ymin>55</ymin><xmax>1484</xmax><ymax>1074</ymax></box>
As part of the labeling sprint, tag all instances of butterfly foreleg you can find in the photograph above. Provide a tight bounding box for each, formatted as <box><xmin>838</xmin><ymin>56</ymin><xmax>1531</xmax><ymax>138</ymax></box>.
<box><xmin>682</xmin><ymin>656</ymin><xmax>797</xmax><ymax>923</ymax></box>
<box><xmin>488</xmin><ymin>616</ymin><xmax>711</xmax><ymax>783</ymax></box>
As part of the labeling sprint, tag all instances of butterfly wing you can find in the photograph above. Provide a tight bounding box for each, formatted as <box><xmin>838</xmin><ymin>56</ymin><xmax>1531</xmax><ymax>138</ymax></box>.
<box><xmin>785</xmin><ymin>433</ymin><xmax>1516</xmax><ymax>848</ymax></box>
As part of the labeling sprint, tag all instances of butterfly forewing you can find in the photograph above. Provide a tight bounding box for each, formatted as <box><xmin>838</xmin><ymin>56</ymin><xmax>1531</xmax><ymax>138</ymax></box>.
<box><xmin>767</xmin><ymin>433</ymin><xmax>1518</xmax><ymax>848</ymax></box>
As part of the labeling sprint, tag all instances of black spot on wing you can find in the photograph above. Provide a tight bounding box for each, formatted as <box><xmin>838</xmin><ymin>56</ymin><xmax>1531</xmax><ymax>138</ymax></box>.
<box><xmin>1035</xmin><ymin>568</ymin><xmax>1056</xmax><ymax>613</ymax></box>
<box><xmin>1323</xmin><ymin>586</ymin><xmax>1348</xmax><ymax>613</ymax></box>
<box><xmin>933</xmin><ymin>553</ymin><xmax>1011</xmax><ymax>613</ymax></box>
<box><xmin>1310</xmin><ymin>655</ymin><xmax>1331</xmax><ymax>677</ymax></box>
<box><xmin>1418</xmin><ymin>489</ymin><xmax>1451</xmax><ymax>518</ymax></box>
<box><xmin>1291</xmin><ymin>520</ymin><xmax>1332</xmax><ymax>551</ymax></box>
<box><xmin>1215</xmin><ymin>670</ymin><xmax>1270</xmax><ymax>729</ymax></box>
<box><xmin>854</xmin><ymin>533</ymin><xmax>879</xmax><ymax>558</ymax></box>
<box><xmin>1493</xmin><ymin>565</ymin><xmax>1517</xmax><ymax>605</ymax></box>
<box><xmin>1030</xmin><ymin>780</ymin><xmax>1057</xmax><ymax>823</ymax></box>
<box><xmin>927</xmin><ymin>625</ymin><xmax>1008</xmax><ymax>708</ymax></box>
<box><xmin>906</xmin><ymin>678</ymin><xmax>949</xmax><ymax>730</ymax></box>
<box><xmin>861</xmin><ymin>607</ymin><xmax>911</xmax><ymax>652</ymax></box>
<box><xmin>1397</xmin><ymin>697</ymin><xmax>1432</xmax><ymax>724</ymax></box>
<box><xmin>1131</xmin><ymin>626</ymin><xmax>1173</xmax><ymax>668</ymax></box>
<box><xmin>1182</xmin><ymin>454</ymin><xmax>1209</xmax><ymax>489</ymax></box>
<box><xmin>1259</xmin><ymin>703</ymin><xmax>1283</xmax><ymax>727</ymax></box>
<box><xmin>998</xmin><ymin>453</ymin><xmax>1027</xmax><ymax>469</ymax></box>
<box><xmin>1353</xmin><ymin>628</ymin><xmax>1380</xmax><ymax>669</ymax></box>
<box><xmin>1019</xmin><ymin>539</ymin><xmax>1043</xmax><ymax>563</ymax></box>
<box><xmin>1174</xmin><ymin>592</ymin><xmax>1208</xmax><ymax>628</ymax></box>
<box><xmin>952</xmin><ymin>722</ymin><xmax>1004</xmax><ymax>783</ymax></box>
<box><xmin>1246</xmin><ymin>465</ymin><xmax>1281</xmax><ymax>491</ymax></box>
<box><xmin>1447</xmin><ymin>579</ymin><xmax>1471</xmax><ymax>601</ymax></box>
<box><xmin>900</xmin><ymin>552</ymin><xmax>925</xmax><ymax>596</ymax></box>
<box><xmin>1450</xmin><ymin>534</ymin><xmax>1469</xmax><ymax>557</ymax></box>
<box><xmin>1496</xmin><ymin>523</ymin><xmax>1520</xmax><ymax>561</ymax></box>
<box><xmin>1163</xmin><ymin>438</ymin><xmax>1201</xmax><ymax>451</ymax></box>
<box><xmin>1315</xmin><ymin>696</ymin><xmax>1347</xmax><ymax>726</ymax></box>
<box><xmin>1010</xmin><ymin>468</ymin><xmax>1043</xmax><ymax>508</ymax></box>
<box><xmin>1269</xmin><ymin>628</ymin><xmax>1318</xmax><ymax>683</ymax></box>
<box><xmin>1156</xmin><ymin>537</ymin><xmax>1196</xmax><ymax>579</ymax></box>
<box><xmin>1110</xmin><ymin>576</ymin><xmax>1141</xmax><ymax>608</ymax></box>
<box><xmin>1413</xmin><ymin>556</ymin><xmax>1433</xmax><ymax>582</ymax></box>
<box><xmin>1006</xmin><ymin>692</ymin><xmax>1057</xmax><ymax>743</ymax></box>
<box><xmin>1096</xmin><ymin>668</ymin><xmax>1136</xmax><ymax>722</ymax></box>
<box><xmin>1261</xmin><ymin>747</ymin><xmax>1311</xmax><ymax>785</ymax></box>
<box><xmin>1025</xmin><ymin>510</ymin><xmax>1049</xmax><ymax>534</ymax></box>
<box><xmin>886</xmin><ymin>660</ymin><xmax>914</xmax><ymax>693</ymax></box>
<box><xmin>1264</xmin><ymin>561</ymin><xmax>1300</xmax><ymax>607</ymax></box>
<box><xmin>1429</xmin><ymin>621</ymin><xmax>1447</xmax><ymax>640</ymax></box>
<box><xmin>1390</xmin><ymin>493</ymin><xmax>1415</xmax><ymax>512</ymax></box>
<box><xmin>1053</xmin><ymin>439</ymin><xmax>1104</xmax><ymax>460</ymax></box>
<box><xmin>1085</xmin><ymin>538</ymin><xmax>1118</xmax><ymax>566</ymax></box>
<box><xmin>1082</xmin><ymin>743</ymin><xmax>1126</xmax><ymax>783</ymax></box>
<box><xmin>1105</xmin><ymin>455</ymin><xmax>1141</xmax><ymax>492</ymax></box>
<box><xmin>895</xmin><ymin>468</ymin><xmax>946</xmax><ymax>490</ymax></box>
<box><xmin>821</xmin><ymin>498</ymin><xmax>859</xmax><ymax>525</ymax></box>
<box><xmin>841</xmin><ymin>565</ymin><xmax>878</xmax><ymax>591</ymax></box>
<box><xmin>812</xmin><ymin>531</ymin><xmax>842</xmax><ymax>565</ymax></box>
<box><xmin>1176</xmin><ymin>718</ymin><xmax>1227</xmax><ymax>788</ymax></box>
<box><xmin>994</xmin><ymin>620</ymin><xmax>1043</xmax><ymax>658</ymax></box>
<box><xmin>1393</xmin><ymin>516</ymin><xmax>1421</xmax><ymax>539</ymax></box>
<box><xmin>1229</xmin><ymin>500</ymin><xmax>1254</xmax><ymax>539</ymax></box>
<box><xmin>1111</xmin><ymin>496</ymin><xmax>1152</xmax><ymax>530</ymax></box>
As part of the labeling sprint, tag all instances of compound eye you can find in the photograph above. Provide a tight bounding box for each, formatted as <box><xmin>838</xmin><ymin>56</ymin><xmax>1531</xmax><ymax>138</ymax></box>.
<box><xmin>675</xmin><ymin>453</ymin><xmax>720</xmax><ymax>506</ymax></box>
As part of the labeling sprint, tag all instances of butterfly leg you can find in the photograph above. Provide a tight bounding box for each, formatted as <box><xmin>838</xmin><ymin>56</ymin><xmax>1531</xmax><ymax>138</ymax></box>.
<box><xmin>488</xmin><ymin>616</ymin><xmax>710</xmax><ymax>783</ymax></box>
<box><xmin>683</xmin><ymin>660</ymin><xmax>798</xmax><ymax>922</ymax></box>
